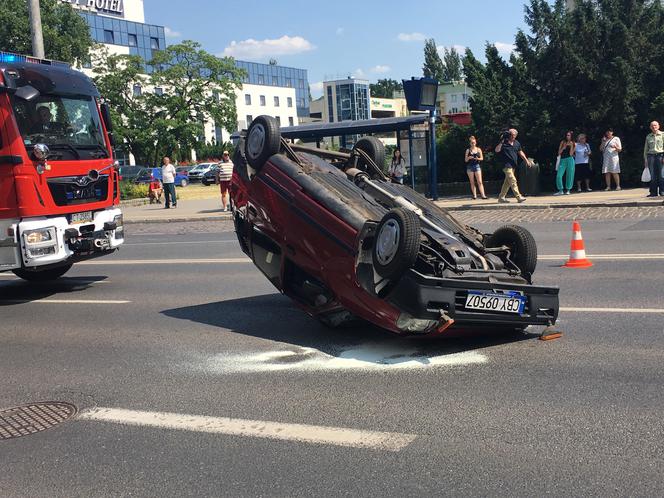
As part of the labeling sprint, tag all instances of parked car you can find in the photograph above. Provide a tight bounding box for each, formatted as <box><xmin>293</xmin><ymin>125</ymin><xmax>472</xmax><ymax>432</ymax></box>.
<box><xmin>135</xmin><ymin>167</ymin><xmax>189</xmax><ymax>187</ymax></box>
<box><xmin>176</xmin><ymin>166</ymin><xmax>193</xmax><ymax>177</ymax></box>
<box><xmin>230</xmin><ymin>116</ymin><xmax>559</xmax><ymax>336</ymax></box>
<box><xmin>187</xmin><ymin>162</ymin><xmax>217</xmax><ymax>183</ymax></box>
<box><xmin>118</xmin><ymin>165</ymin><xmax>144</xmax><ymax>182</ymax></box>
<box><xmin>201</xmin><ymin>165</ymin><xmax>220</xmax><ymax>186</ymax></box>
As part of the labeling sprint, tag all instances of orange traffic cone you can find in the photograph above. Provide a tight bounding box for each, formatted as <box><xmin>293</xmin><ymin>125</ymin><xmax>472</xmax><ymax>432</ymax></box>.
<box><xmin>564</xmin><ymin>221</ymin><xmax>593</xmax><ymax>268</ymax></box>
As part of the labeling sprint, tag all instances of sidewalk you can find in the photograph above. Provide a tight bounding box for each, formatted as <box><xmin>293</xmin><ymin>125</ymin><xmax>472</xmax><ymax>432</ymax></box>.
<box><xmin>434</xmin><ymin>187</ymin><xmax>664</xmax><ymax>211</ymax></box>
<box><xmin>121</xmin><ymin>187</ymin><xmax>663</xmax><ymax>224</ymax></box>
<box><xmin>122</xmin><ymin>198</ymin><xmax>232</xmax><ymax>224</ymax></box>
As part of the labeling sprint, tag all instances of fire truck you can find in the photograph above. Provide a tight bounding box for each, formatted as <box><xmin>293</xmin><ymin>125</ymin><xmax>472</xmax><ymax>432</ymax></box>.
<box><xmin>0</xmin><ymin>52</ymin><xmax>124</xmax><ymax>281</ymax></box>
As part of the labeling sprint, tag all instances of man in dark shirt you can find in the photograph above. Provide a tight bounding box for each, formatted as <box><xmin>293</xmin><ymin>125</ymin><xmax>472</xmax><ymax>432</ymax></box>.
<box><xmin>494</xmin><ymin>128</ymin><xmax>533</xmax><ymax>203</ymax></box>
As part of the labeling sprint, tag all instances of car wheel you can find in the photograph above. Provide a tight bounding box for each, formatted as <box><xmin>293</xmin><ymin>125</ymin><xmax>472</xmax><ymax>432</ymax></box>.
<box><xmin>13</xmin><ymin>263</ymin><xmax>73</xmax><ymax>281</ymax></box>
<box><xmin>353</xmin><ymin>136</ymin><xmax>385</xmax><ymax>173</ymax></box>
<box><xmin>202</xmin><ymin>179</ymin><xmax>209</xmax><ymax>186</ymax></box>
<box><xmin>487</xmin><ymin>225</ymin><xmax>538</xmax><ymax>277</ymax></box>
<box><xmin>245</xmin><ymin>115</ymin><xmax>281</xmax><ymax>172</ymax></box>
<box><xmin>372</xmin><ymin>208</ymin><xmax>421</xmax><ymax>280</ymax></box>
<box><xmin>180</xmin><ymin>178</ymin><xmax>188</xmax><ymax>187</ymax></box>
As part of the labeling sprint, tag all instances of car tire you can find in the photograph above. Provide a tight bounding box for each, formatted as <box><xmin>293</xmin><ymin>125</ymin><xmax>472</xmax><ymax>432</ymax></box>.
<box><xmin>353</xmin><ymin>136</ymin><xmax>385</xmax><ymax>173</ymax></box>
<box><xmin>202</xmin><ymin>179</ymin><xmax>209</xmax><ymax>186</ymax></box>
<box><xmin>372</xmin><ymin>208</ymin><xmax>421</xmax><ymax>280</ymax></box>
<box><xmin>13</xmin><ymin>263</ymin><xmax>73</xmax><ymax>281</ymax></box>
<box><xmin>487</xmin><ymin>225</ymin><xmax>538</xmax><ymax>277</ymax></box>
<box><xmin>180</xmin><ymin>178</ymin><xmax>188</xmax><ymax>187</ymax></box>
<box><xmin>245</xmin><ymin>115</ymin><xmax>281</xmax><ymax>172</ymax></box>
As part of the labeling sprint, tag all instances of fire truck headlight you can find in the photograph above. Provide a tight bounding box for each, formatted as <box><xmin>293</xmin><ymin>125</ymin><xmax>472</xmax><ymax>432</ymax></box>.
<box><xmin>113</xmin><ymin>214</ymin><xmax>124</xmax><ymax>239</ymax></box>
<box><xmin>25</xmin><ymin>228</ymin><xmax>54</xmax><ymax>245</ymax></box>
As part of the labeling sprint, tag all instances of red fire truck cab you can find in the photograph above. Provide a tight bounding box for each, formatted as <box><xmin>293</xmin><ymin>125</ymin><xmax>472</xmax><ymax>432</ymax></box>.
<box><xmin>0</xmin><ymin>52</ymin><xmax>124</xmax><ymax>281</ymax></box>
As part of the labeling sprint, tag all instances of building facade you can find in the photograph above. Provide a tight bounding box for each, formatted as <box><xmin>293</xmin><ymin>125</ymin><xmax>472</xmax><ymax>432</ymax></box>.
<box><xmin>437</xmin><ymin>82</ymin><xmax>472</xmax><ymax>115</ymax></box>
<box><xmin>63</xmin><ymin>0</ymin><xmax>307</xmax><ymax>161</ymax></box>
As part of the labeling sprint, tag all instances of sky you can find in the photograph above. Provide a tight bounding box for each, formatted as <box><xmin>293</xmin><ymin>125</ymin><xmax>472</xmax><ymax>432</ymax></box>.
<box><xmin>144</xmin><ymin>0</ymin><xmax>532</xmax><ymax>98</ymax></box>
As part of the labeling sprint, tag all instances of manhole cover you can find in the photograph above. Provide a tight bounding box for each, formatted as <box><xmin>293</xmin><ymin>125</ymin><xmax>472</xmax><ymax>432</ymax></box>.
<box><xmin>0</xmin><ymin>402</ymin><xmax>77</xmax><ymax>440</ymax></box>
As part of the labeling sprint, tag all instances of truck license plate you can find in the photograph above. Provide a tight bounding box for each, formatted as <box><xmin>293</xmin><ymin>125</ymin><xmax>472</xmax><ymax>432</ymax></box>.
<box><xmin>70</xmin><ymin>211</ymin><xmax>93</xmax><ymax>224</ymax></box>
<box><xmin>464</xmin><ymin>291</ymin><xmax>526</xmax><ymax>314</ymax></box>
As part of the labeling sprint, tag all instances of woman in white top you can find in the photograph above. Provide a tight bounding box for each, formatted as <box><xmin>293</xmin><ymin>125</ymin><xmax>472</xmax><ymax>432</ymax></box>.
<box><xmin>599</xmin><ymin>128</ymin><xmax>622</xmax><ymax>191</ymax></box>
<box><xmin>574</xmin><ymin>133</ymin><xmax>592</xmax><ymax>192</ymax></box>
<box><xmin>388</xmin><ymin>149</ymin><xmax>406</xmax><ymax>184</ymax></box>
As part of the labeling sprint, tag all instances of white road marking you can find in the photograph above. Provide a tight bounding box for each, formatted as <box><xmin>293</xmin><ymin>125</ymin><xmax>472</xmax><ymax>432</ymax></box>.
<box><xmin>78</xmin><ymin>258</ymin><xmax>250</xmax><ymax>265</ymax></box>
<box><xmin>78</xmin><ymin>407</ymin><xmax>417</xmax><ymax>451</ymax></box>
<box><xmin>195</xmin><ymin>343</ymin><xmax>488</xmax><ymax>374</ymax></box>
<box><xmin>124</xmin><ymin>240</ymin><xmax>236</xmax><ymax>246</ymax></box>
<box><xmin>1</xmin><ymin>298</ymin><xmax>129</xmax><ymax>304</ymax></box>
<box><xmin>539</xmin><ymin>253</ymin><xmax>664</xmax><ymax>260</ymax></box>
<box><xmin>561</xmin><ymin>307</ymin><xmax>664</xmax><ymax>313</ymax></box>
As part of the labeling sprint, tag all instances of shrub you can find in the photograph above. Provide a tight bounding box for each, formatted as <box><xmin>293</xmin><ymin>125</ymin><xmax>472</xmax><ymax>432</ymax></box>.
<box><xmin>119</xmin><ymin>180</ymin><xmax>148</xmax><ymax>200</ymax></box>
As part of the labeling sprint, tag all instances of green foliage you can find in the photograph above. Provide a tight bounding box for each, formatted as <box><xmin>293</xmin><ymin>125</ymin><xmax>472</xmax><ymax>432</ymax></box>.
<box><xmin>93</xmin><ymin>41</ymin><xmax>245</xmax><ymax>166</ymax></box>
<box><xmin>0</xmin><ymin>0</ymin><xmax>93</xmax><ymax>64</ymax></box>
<box><xmin>464</xmin><ymin>0</ymin><xmax>664</xmax><ymax>184</ymax></box>
<box><xmin>195</xmin><ymin>141</ymin><xmax>234</xmax><ymax>162</ymax></box>
<box><xmin>442</xmin><ymin>47</ymin><xmax>463</xmax><ymax>82</ymax></box>
<box><xmin>119</xmin><ymin>180</ymin><xmax>148</xmax><ymax>200</ymax></box>
<box><xmin>423</xmin><ymin>39</ymin><xmax>445</xmax><ymax>82</ymax></box>
<box><xmin>369</xmin><ymin>79</ymin><xmax>403</xmax><ymax>98</ymax></box>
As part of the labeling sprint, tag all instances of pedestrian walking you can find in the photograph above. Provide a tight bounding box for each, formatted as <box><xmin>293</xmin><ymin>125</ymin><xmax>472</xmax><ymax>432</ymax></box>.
<box><xmin>495</xmin><ymin>128</ymin><xmax>533</xmax><ymax>203</ymax></box>
<box><xmin>388</xmin><ymin>149</ymin><xmax>406</xmax><ymax>184</ymax></box>
<box><xmin>574</xmin><ymin>133</ymin><xmax>593</xmax><ymax>192</ymax></box>
<box><xmin>216</xmin><ymin>150</ymin><xmax>234</xmax><ymax>211</ymax></box>
<box><xmin>555</xmin><ymin>131</ymin><xmax>576</xmax><ymax>195</ymax></box>
<box><xmin>644</xmin><ymin>120</ymin><xmax>664</xmax><ymax>197</ymax></box>
<box><xmin>464</xmin><ymin>136</ymin><xmax>487</xmax><ymax>199</ymax></box>
<box><xmin>599</xmin><ymin>128</ymin><xmax>622</xmax><ymax>191</ymax></box>
<box><xmin>161</xmin><ymin>156</ymin><xmax>177</xmax><ymax>209</ymax></box>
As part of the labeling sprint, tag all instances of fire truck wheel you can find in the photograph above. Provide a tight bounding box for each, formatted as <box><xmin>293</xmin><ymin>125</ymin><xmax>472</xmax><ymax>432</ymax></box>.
<box><xmin>13</xmin><ymin>264</ymin><xmax>73</xmax><ymax>282</ymax></box>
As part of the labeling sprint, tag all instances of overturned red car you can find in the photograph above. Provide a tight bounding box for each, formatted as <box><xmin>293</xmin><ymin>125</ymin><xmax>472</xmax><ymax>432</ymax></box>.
<box><xmin>230</xmin><ymin>116</ymin><xmax>559</xmax><ymax>335</ymax></box>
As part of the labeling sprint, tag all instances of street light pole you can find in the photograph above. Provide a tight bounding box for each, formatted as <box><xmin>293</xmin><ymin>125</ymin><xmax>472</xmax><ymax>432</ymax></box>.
<box><xmin>28</xmin><ymin>0</ymin><xmax>45</xmax><ymax>59</ymax></box>
<box><xmin>429</xmin><ymin>108</ymin><xmax>437</xmax><ymax>200</ymax></box>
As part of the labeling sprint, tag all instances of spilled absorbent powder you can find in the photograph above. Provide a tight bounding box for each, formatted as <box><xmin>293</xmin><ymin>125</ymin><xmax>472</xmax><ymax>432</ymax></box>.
<box><xmin>198</xmin><ymin>342</ymin><xmax>488</xmax><ymax>374</ymax></box>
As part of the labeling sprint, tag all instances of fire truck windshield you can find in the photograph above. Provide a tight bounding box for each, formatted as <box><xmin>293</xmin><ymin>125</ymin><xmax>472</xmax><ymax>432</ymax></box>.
<box><xmin>11</xmin><ymin>93</ymin><xmax>109</xmax><ymax>160</ymax></box>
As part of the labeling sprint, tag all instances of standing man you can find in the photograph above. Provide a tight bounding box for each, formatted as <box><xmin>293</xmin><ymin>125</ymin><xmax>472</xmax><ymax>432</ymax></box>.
<box><xmin>644</xmin><ymin>121</ymin><xmax>664</xmax><ymax>197</ymax></box>
<box><xmin>216</xmin><ymin>150</ymin><xmax>234</xmax><ymax>211</ymax></box>
<box><xmin>161</xmin><ymin>156</ymin><xmax>177</xmax><ymax>209</ymax></box>
<box><xmin>495</xmin><ymin>128</ymin><xmax>533</xmax><ymax>203</ymax></box>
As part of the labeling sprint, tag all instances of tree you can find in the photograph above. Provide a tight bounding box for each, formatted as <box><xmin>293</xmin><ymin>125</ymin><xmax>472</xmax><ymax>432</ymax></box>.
<box><xmin>422</xmin><ymin>38</ymin><xmax>444</xmax><ymax>82</ymax></box>
<box><xmin>369</xmin><ymin>78</ymin><xmax>403</xmax><ymax>98</ymax></box>
<box><xmin>442</xmin><ymin>47</ymin><xmax>463</xmax><ymax>82</ymax></box>
<box><xmin>93</xmin><ymin>41</ymin><xmax>245</xmax><ymax>165</ymax></box>
<box><xmin>0</xmin><ymin>0</ymin><xmax>93</xmax><ymax>64</ymax></box>
<box><xmin>463</xmin><ymin>0</ymin><xmax>664</xmax><ymax>184</ymax></box>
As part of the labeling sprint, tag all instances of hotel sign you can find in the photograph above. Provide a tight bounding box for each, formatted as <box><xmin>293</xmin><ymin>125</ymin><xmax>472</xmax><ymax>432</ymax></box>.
<box><xmin>61</xmin><ymin>0</ymin><xmax>124</xmax><ymax>16</ymax></box>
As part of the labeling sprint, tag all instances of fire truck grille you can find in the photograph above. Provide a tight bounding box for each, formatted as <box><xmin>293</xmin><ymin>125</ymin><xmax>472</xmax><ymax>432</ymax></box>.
<box><xmin>47</xmin><ymin>175</ymin><xmax>109</xmax><ymax>206</ymax></box>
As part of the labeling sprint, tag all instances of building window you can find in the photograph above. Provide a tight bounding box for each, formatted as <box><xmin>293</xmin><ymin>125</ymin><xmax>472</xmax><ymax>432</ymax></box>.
<box><xmin>287</xmin><ymin>97</ymin><xmax>293</xmax><ymax>108</ymax></box>
<box><xmin>258</xmin><ymin>74</ymin><xmax>265</xmax><ymax>85</ymax></box>
<box><xmin>260</xmin><ymin>95</ymin><xmax>266</xmax><ymax>106</ymax></box>
<box><xmin>298</xmin><ymin>79</ymin><xmax>305</xmax><ymax>89</ymax></box>
<box><xmin>150</xmin><ymin>37</ymin><xmax>159</xmax><ymax>50</ymax></box>
<box><xmin>246</xmin><ymin>115</ymin><xmax>253</xmax><ymax>125</ymax></box>
<box><xmin>154</xmin><ymin>87</ymin><xmax>163</xmax><ymax>96</ymax></box>
<box><xmin>274</xmin><ymin>96</ymin><xmax>280</xmax><ymax>107</ymax></box>
<box><xmin>272</xmin><ymin>76</ymin><xmax>278</xmax><ymax>86</ymax></box>
<box><xmin>245</xmin><ymin>94</ymin><xmax>251</xmax><ymax>105</ymax></box>
<box><xmin>104</xmin><ymin>30</ymin><xmax>115</xmax><ymax>44</ymax></box>
<box><xmin>286</xmin><ymin>78</ymin><xmax>292</xmax><ymax>87</ymax></box>
<box><xmin>133</xmin><ymin>84</ymin><xmax>142</xmax><ymax>97</ymax></box>
<box><xmin>128</xmin><ymin>34</ymin><xmax>137</xmax><ymax>47</ymax></box>
<box><xmin>288</xmin><ymin>117</ymin><xmax>294</xmax><ymax>126</ymax></box>
<box><xmin>462</xmin><ymin>93</ymin><xmax>468</xmax><ymax>101</ymax></box>
<box><xmin>275</xmin><ymin>116</ymin><xmax>281</xmax><ymax>126</ymax></box>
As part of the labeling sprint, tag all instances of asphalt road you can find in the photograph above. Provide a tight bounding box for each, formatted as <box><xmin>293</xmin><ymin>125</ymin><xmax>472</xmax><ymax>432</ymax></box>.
<box><xmin>1</xmin><ymin>217</ymin><xmax>663</xmax><ymax>497</ymax></box>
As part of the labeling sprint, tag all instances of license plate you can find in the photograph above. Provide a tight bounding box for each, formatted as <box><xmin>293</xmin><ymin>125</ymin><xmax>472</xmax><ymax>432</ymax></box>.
<box><xmin>464</xmin><ymin>291</ymin><xmax>526</xmax><ymax>314</ymax></box>
<box><xmin>70</xmin><ymin>211</ymin><xmax>93</xmax><ymax>224</ymax></box>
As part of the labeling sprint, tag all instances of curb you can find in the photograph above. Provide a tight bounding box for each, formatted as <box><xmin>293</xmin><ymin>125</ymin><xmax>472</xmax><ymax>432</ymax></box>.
<box><xmin>120</xmin><ymin>198</ymin><xmax>150</xmax><ymax>207</ymax></box>
<box><xmin>124</xmin><ymin>214</ymin><xmax>232</xmax><ymax>225</ymax></box>
<box><xmin>441</xmin><ymin>200</ymin><xmax>664</xmax><ymax>211</ymax></box>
